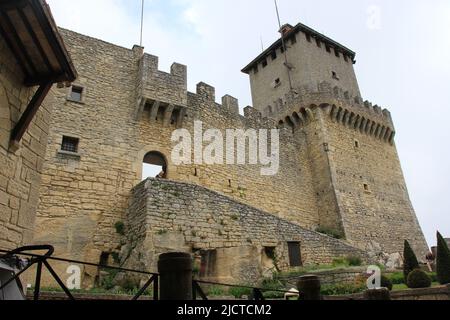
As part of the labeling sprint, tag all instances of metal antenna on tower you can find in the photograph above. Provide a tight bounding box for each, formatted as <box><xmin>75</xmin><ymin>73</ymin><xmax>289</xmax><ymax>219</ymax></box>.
<box><xmin>274</xmin><ymin>0</ymin><xmax>294</xmax><ymax>91</ymax></box>
<box><xmin>140</xmin><ymin>0</ymin><xmax>145</xmax><ymax>46</ymax></box>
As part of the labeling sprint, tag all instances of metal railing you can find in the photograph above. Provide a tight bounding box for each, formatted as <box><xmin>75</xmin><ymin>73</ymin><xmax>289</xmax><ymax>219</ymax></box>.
<box><xmin>0</xmin><ymin>246</ymin><xmax>159</xmax><ymax>301</ymax></box>
<box><xmin>1</xmin><ymin>246</ymin><xmax>293</xmax><ymax>301</ymax></box>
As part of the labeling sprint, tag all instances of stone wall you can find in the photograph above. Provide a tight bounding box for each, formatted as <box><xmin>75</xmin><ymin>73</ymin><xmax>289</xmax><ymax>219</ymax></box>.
<box><xmin>0</xmin><ymin>33</ymin><xmax>55</xmax><ymax>249</ymax></box>
<box><xmin>123</xmin><ymin>178</ymin><xmax>368</xmax><ymax>285</ymax></box>
<box><xmin>32</xmin><ymin>27</ymin><xmax>429</xmax><ymax>285</ymax></box>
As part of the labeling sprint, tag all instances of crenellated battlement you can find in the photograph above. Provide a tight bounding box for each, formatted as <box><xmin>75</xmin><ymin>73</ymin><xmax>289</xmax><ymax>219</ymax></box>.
<box><xmin>269</xmin><ymin>81</ymin><xmax>396</xmax><ymax>144</ymax></box>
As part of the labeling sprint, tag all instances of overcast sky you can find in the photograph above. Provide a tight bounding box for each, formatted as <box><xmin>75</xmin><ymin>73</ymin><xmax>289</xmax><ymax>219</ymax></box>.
<box><xmin>46</xmin><ymin>0</ymin><xmax>450</xmax><ymax>248</ymax></box>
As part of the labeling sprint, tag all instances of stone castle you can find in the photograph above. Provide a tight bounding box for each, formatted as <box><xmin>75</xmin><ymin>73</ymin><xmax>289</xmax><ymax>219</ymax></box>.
<box><xmin>0</xmin><ymin>1</ymin><xmax>429</xmax><ymax>286</ymax></box>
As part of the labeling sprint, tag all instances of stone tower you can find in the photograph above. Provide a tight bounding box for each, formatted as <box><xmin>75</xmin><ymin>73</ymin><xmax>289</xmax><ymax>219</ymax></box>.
<box><xmin>242</xmin><ymin>22</ymin><xmax>429</xmax><ymax>258</ymax></box>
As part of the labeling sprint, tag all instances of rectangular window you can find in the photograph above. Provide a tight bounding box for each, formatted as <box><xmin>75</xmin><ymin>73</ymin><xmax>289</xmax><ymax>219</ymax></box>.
<box><xmin>288</xmin><ymin>242</ymin><xmax>302</xmax><ymax>267</ymax></box>
<box><xmin>332</xmin><ymin>71</ymin><xmax>339</xmax><ymax>80</ymax></box>
<box><xmin>61</xmin><ymin>136</ymin><xmax>79</xmax><ymax>153</ymax></box>
<box><xmin>70</xmin><ymin>86</ymin><xmax>83</xmax><ymax>102</ymax></box>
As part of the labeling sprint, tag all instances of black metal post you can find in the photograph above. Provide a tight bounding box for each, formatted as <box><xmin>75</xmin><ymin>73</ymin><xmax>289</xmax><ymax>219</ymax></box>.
<box><xmin>33</xmin><ymin>261</ymin><xmax>43</xmax><ymax>301</ymax></box>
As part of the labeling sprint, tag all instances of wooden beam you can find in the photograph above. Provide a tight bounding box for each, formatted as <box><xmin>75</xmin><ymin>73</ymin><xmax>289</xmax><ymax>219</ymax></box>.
<box><xmin>0</xmin><ymin>10</ymin><xmax>38</xmax><ymax>75</ymax></box>
<box><xmin>0</xmin><ymin>20</ymin><xmax>31</xmax><ymax>80</ymax></box>
<box><xmin>10</xmin><ymin>81</ymin><xmax>52</xmax><ymax>145</ymax></box>
<box><xmin>18</xmin><ymin>7</ymin><xmax>54</xmax><ymax>74</ymax></box>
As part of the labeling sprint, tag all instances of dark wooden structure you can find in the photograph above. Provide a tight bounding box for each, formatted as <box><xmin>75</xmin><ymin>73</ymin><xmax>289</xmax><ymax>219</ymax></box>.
<box><xmin>0</xmin><ymin>0</ymin><xmax>77</xmax><ymax>146</ymax></box>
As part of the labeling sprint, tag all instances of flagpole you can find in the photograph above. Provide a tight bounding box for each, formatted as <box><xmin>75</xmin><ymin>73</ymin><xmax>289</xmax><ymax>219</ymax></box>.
<box><xmin>140</xmin><ymin>0</ymin><xmax>145</xmax><ymax>46</ymax></box>
<box><xmin>274</xmin><ymin>0</ymin><xmax>293</xmax><ymax>91</ymax></box>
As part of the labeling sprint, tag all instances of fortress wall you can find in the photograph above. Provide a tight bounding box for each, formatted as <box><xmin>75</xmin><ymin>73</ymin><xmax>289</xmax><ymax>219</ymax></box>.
<box><xmin>34</xmin><ymin>29</ymin><xmax>322</xmax><ymax>270</ymax></box>
<box><xmin>0</xmin><ymin>34</ymin><xmax>55</xmax><ymax>249</ymax></box>
<box><xmin>124</xmin><ymin>178</ymin><xmax>368</xmax><ymax>285</ymax></box>
<box><xmin>321</xmin><ymin>108</ymin><xmax>429</xmax><ymax>258</ymax></box>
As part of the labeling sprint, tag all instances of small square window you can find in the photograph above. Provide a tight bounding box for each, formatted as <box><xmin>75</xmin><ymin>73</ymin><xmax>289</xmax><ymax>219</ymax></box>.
<box><xmin>70</xmin><ymin>86</ymin><xmax>83</xmax><ymax>102</ymax></box>
<box><xmin>332</xmin><ymin>71</ymin><xmax>339</xmax><ymax>80</ymax></box>
<box><xmin>61</xmin><ymin>136</ymin><xmax>79</xmax><ymax>153</ymax></box>
<box><xmin>272</xmin><ymin>78</ymin><xmax>281</xmax><ymax>88</ymax></box>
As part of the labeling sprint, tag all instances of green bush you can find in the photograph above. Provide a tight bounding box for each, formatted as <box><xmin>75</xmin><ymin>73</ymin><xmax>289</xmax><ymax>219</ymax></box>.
<box><xmin>320</xmin><ymin>282</ymin><xmax>366</xmax><ymax>296</ymax></box>
<box><xmin>403</xmin><ymin>240</ymin><xmax>420</xmax><ymax>280</ymax></box>
<box><xmin>316</xmin><ymin>226</ymin><xmax>344</xmax><ymax>239</ymax></box>
<box><xmin>407</xmin><ymin>269</ymin><xmax>432</xmax><ymax>289</ymax></box>
<box><xmin>346</xmin><ymin>255</ymin><xmax>363</xmax><ymax>267</ymax></box>
<box><xmin>207</xmin><ymin>286</ymin><xmax>225</xmax><ymax>297</ymax></box>
<box><xmin>387</xmin><ymin>272</ymin><xmax>405</xmax><ymax>285</ymax></box>
<box><xmin>436</xmin><ymin>232</ymin><xmax>450</xmax><ymax>284</ymax></box>
<box><xmin>229</xmin><ymin>286</ymin><xmax>253</xmax><ymax>298</ymax></box>
<box><xmin>380</xmin><ymin>275</ymin><xmax>393</xmax><ymax>291</ymax></box>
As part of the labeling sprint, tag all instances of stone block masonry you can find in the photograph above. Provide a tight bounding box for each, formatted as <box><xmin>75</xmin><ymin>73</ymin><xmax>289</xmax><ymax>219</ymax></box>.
<box><xmin>123</xmin><ymin>178</ymin><xmax>368</xmax><ymax>285</ymax></box>
<box><xmin>31</xmin><ymin>24</ymin><xmax>429</xmax><ymax>287</ymax></box>
<box><xmin>0</xmin><ymin>32</ymin><xmax>55</xmax><ymax>250</ymax></box>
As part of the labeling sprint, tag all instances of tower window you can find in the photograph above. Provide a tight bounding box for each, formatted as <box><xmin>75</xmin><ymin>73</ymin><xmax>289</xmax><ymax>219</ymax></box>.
<box><xmin>61</xmin><ymin>136</ymin><xmax>79</xmax><ymax>153</ymax></box>
<box><xmin>69</xmin><ymin>86</ymin><xmax>83</xmax><ymax>102</ymax></box>
<box><xmin>354</xmin><ymin>140</ymin><xmax>360</xmax><ymax>148</ymax></box>
<box><xmin>332</xmin><ymin>71</ymin><xmax>339</xmax><ymax>80</ymax></box>
<box><xmin>364</xmin><ymin>184</ymin><xmax>370</xmax><ymax>192</ymax></box>
<box><xmin>272</xmin><ymin>78</ymin><xmax>281</xmax><ymax>88</ymax></box>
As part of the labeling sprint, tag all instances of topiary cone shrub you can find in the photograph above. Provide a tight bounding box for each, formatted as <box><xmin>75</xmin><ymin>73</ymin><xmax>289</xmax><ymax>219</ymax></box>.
<box><xmin>407</xmin><ymin>269</ymin><xmax>432</xmax><ymax>289</ymax></box>
<box><xmin>403</xmin><ymin>240</ymin><xmax>420</xmax><ymax>281</ymax></box>
<box><xmin>436</xmin><ymin>232</ymin><xmax>450</xmax><ymax>285</ymax></box>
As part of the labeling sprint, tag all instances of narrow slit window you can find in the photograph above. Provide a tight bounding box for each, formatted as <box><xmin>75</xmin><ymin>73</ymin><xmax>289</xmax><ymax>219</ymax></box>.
<box><xmin>61</xmin><ymin>136</ymin><xmax>79</xmax><ymax>153</ymax></box>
